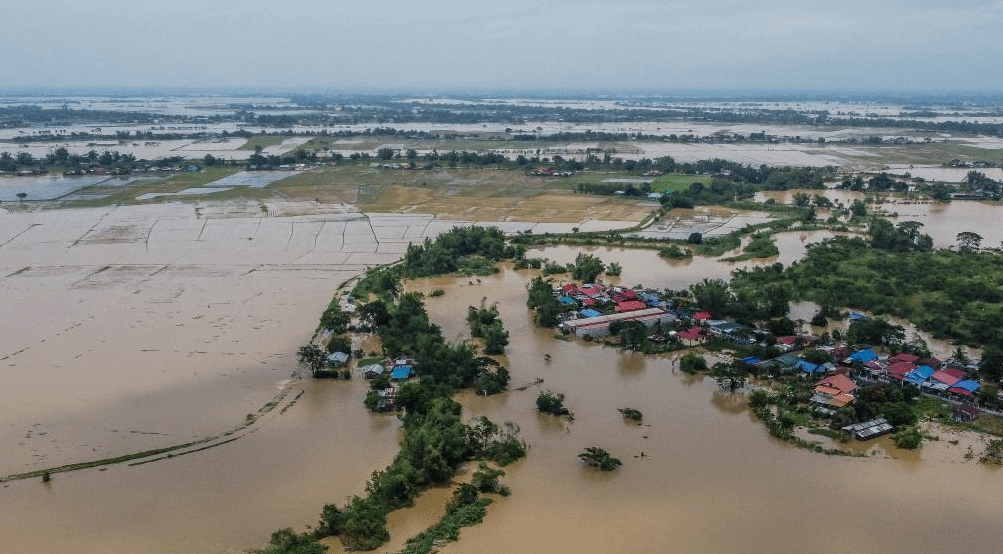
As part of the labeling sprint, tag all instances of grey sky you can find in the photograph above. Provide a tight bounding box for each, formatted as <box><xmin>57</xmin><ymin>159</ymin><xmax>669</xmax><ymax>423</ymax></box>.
<box><xmin>4</xmin><ymin>0</ymin><xmax>1002</xmax><ymax>92</ymax></box>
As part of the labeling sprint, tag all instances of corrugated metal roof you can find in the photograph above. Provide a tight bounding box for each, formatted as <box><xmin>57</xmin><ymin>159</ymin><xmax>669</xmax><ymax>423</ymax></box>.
<box><xmin>391</xmin><ymin>365</ymin><xmax>412</xmax><ymax>379</ymax></box>
<box><xmin>849</xmin><ymin>349</ymin><xmax>878</xmax><ymax>362</ymax></box>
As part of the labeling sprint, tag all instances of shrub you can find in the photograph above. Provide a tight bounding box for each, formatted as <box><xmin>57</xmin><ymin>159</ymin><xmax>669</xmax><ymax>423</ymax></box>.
<box><xmin>618</xmin><ymin>407</ymin><xmax>643</xmax><ymax>422</ymax></box>
<box><xmin>536</xmin><ymin>390</ymin><xmax>571</xmax><ymax>416</ymax></box>
<box><xmin>578</xmin><ymin>447</ymin><xmax>622</xmax><ymax>471</ymax></box>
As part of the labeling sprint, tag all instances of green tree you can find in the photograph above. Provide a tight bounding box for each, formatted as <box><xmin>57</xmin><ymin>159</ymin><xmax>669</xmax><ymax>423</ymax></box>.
<box><xmin>679</xmin><ymin>352</ymin><xmax>708</xmax><ymax>374</ymax></box>
<box><xmin>297</xmin><ymin>344</ymin><xmax>326</xmax><ymax>376</ymax></box>
<box><xmin>893</xmin><ymin>425</ymin><xmax>923</xmax><ymax>449</ymax></box>
<box><xmin>690</xmin><ymin>278</ymin><xmax>732</xmax><ymax>316</ymax></box>
<box><xmin>526</xmin><ymin>276</ymin><xmax>561</xmax><ymax>327</ymax></box>
<box><xmin>251</xmin><ymin>528</ymin><xmax>326</xmax><ymax>554</ymax></box>
<box><xmin>618</xmin><ymin>407</ymin><xmax>643</xmax><ymax>422</ymax></box>
<box><xmin>957</xmin><ymin>231</ymin><xmax>983</xmax><ymax>253</ymax></box>
<box><xmin>979</xmin><ymin>346</ymin><xmax>1003</xmax><ymax>384</ymax></box>
<box><xmin>481</xmin><ymin>322</ymin><xmax>509</xmax><ymax>355</ymax></box>
<box><xmin>849</xmin><ymin>199</ymin><xmax>867</xmax><ymax>217</ymax></box>
<box><xmin>578</xmin><ymin>447</ymin><xmax>622</xmax><ymax>471</ymax></box>
<box><xmin>16</xmin><ymin>192</ymin><xmax>27</xmax><ymax>202</ymax></box>
<box><xmin>571</xmin><ymin>253</ymin><xmax>605</xmax><ymax>283</ymax></box>
<box><xmin>536</xmin><ymin>390</ymin><xmax>571</xmax><ymax>416</ymax></box>
<box><xmin>711</xmin><ymin>361</ymin><xmax>747</xmax><ymax>393</ymax></box>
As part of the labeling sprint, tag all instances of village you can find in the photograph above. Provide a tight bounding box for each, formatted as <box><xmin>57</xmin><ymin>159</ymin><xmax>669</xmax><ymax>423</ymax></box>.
<box><xmin>543</xmin><ymin>278</ymin><xmax>994</xmax><ymax>444</ymax></box>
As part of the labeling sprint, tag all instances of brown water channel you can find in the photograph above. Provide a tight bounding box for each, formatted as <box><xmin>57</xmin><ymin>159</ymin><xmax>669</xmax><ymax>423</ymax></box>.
<box><xmin>3</xmin><ymin>203</ymin><xmax>1002</xmax><ymax>553</ymax></box>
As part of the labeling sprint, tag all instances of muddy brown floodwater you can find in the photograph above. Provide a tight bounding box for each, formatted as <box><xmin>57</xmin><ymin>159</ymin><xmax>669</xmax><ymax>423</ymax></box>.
<box><xmin>2</xmin><ymin>201</ymin><xmax>1002</xmax><ymax>553</ymax></box>
<box><xmin>406</xmin><ymin>267</ymin><xmax>1003</xmax><ymax>554</ymax></box>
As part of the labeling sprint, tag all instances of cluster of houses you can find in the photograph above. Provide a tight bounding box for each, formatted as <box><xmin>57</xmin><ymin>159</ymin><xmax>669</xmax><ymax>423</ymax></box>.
<box><xmin>757</xmin><ymin>347</ymin><xmax>986</xmax><ymax>437</ymax></box>
<box><xmin>555</xmin><ymin>282</ymin><xmax>676</xmax><ymax>337</ymax></box>
<box><xmin>554</xmin><ymin>282</ymin><xmax>754</xmax><ymax>346</ymax></box>
<box><xmin>358</xmin><ymin>357</ymin><xmax>416</xmax><ymax>411</ymax></box>
<box><xmin>549</xmin><ymin>281</ymin><xmax>991</xmax><ymax>439</ymax></box>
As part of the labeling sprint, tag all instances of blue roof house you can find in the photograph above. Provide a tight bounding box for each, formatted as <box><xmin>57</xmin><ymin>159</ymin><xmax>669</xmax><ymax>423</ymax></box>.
<box><xmin>904</xmin><ymin>365</ymin><xmax>935</xmax><ymax>385</ymax></box>
<box><xmin>796</xmin><ymin>359</ymin><xmax>825</xmax><ymax>374</ymax></box>
<box><xmin>391</xmin><ymin>365</ymin><xmax>413</xmax><ymax>380</ymax></box>
<box><xmin>848</xmin><ymin>349</ymin><xmax>878</xmax><ymax>363</ymax></box>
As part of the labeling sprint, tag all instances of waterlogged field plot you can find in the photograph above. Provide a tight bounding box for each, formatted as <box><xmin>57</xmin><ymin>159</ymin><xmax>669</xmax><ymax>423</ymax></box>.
<box><xmin>135</xmin><ymin>170</ymin><xmax>294</xmax><ymax>200</ymax></box>
<box><xmin>0</xmin><ymin>204</ymin><xmax>475</xmax><ymax>477</ymax></box>
<box><xmin>273</xmin><ymin>166</ymin><xmax>653</xmax><ymax>224</ymax></box>
<box><xmin>0</xmin><ymin>175</ymin><xmax>122</xmax><ymax>201</ymax></box>
<box><xmin>629</xmin><ymin>206</ymin><xmax>776</xmax><ymax>240</ymax></box>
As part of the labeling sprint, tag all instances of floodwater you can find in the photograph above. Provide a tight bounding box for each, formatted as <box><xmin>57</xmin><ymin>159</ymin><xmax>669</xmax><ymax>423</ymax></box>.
<box><xmin>754</xmin><ymin>188</ymin><xmax>864</xmax><ymax>206</ymax></box>
<box><xmin>403</xmin><ymin>267</ymin><xmax>1003</xmax><ymax>554</ymax></box>
<box><xmin>886</xmin><ymin>165</ymin><xmax>1003</xmax><ymax>183</ymax></box>
<box><xmin>0</xmin><ymin>203</ymin><xmax>468</xmax><ymax>552</ymax></box>
<box><xmin>2</xmin><ymin>200</ymin><xmax>1003</xmax><ymax>553</ymax></box>
<box><xmin>880</xmin><ymin>200</ymin><xmax>1003</xmax><ymax>249</ymax></box>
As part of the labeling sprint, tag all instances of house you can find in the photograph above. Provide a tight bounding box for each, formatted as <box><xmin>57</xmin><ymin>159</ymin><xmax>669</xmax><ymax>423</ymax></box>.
<box><xmin>776</xmin><ymin>336</ymin><xmax>798</xmax><ymax>352</ymax></box>
<box><xmin>578</xmin><ymin>285</ymin><xmax>605</xmax><ymax>298</ymax></box>
<box><xmin>812</xmin><ymin>374</ymin><xmax>857</xmax><ymax>411</ymax></box>
<box><xmin>616</xmin><ymin>300</ymin><xmax>647</xmax><ymax>312</ymax></box>
<box><xmin>359</xmin><ymin>364</ymin><xmax>385</xmax><ymax>379</ymax></box>
<box><xmin>885</xmin><ymin>361</ymin><xmax>917</xmax><ymax>381</ymax></box>
<box><xmin>842</xmin><ymin>418</ymin><xmax>894</xmax><ymax>440</ymax></box>
<box><xmin>693</xmin><ymin>311</ymin><xmax>712</xmax><ymax>322</ymax></box>
<box><xmin>847</xmin><ymin>349</ymin><xmax>878</xmax><ymax>364</ymax></box>
<box><xmin>391</xmin><ymin>365</ymin><xmax>413</xmax><ymax>380</ymax></box>
<box><xmin>675</xmin><ymin>326</ymin><xmax>704</xmax><ymax>343</ymax></box>
<box><xmin>904</xmin><ymin>365</ymin><xmax>935</xmax><ymax>385</ymax></box>
<box><xmin>949</xmin><ymin>380</ymin><xmax>980</xmax><ymax>397</ymax></box>
<box><xmin>753</xmin><ymin>352</ymin><xmax>800</xmax><ymax>374</ymax></box>
<box><xmin>327</xmin><ymin>351</ymin><xmax>350</xmax><ymax>367</ymax></box>
<box><xmin>889</xmin><ymin>353</ymin><xmax>920</xmax><ymax>365</ymax></box>
<box><xmin>373</xmin><ymin>386</ymin><xmax>399</xmax><ymax>411</ymax></box>
<box><xmin>638</xmin><ymin>291</ymin><xmax>661</xmax><ymax>305</ymax></box>
<box><xmin>579</xmin><ymin>308</ymin><xmax>602</xmax><ymax>319</ymax></box>
<box><xmin>708</xmin><ymin>321</ymin><xmax>752</xmax><ymax>345</ymax></box>
<box><xmin>953</xmin><ymin>404</ymin><xmax>980</xmax><ymax>423</ymax></box>
<box><xmin>560</xmin><ymin>307</ymin><xmax>672</xmax><ymax>338</ymax></box>
<box><xmin>928</xmin><ymin>370</ymin><xmax>961</xmax><ymax>392</ymax></box>
<box><xmin>796</xmin><ymin>359</ymin><xmax>826</xmax><ymax>375</ymax></box>
<box><xmin>941</xmin><ymin>367</ymin><xmax>968</xmax><ymax>380</ymax></box>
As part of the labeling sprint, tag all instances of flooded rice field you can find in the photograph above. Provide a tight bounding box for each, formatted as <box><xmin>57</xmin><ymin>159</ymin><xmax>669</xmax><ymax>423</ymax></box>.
<box><xmin>2</xmin><ymin>200</ymin><xmax>1003</xmax><ymax>553</ymax></box>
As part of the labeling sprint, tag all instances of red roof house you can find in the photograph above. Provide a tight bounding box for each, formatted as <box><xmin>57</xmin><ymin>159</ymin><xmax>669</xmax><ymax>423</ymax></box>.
<box><xmin>813</xmin><ymin>374</ymin><xmax>858</xmax><ymax>408</ymax></box>
<box><xmin>616</xmin><ymin>300</ymin><xmax>647</xmax><ymax>313</ymax></box>
<box><xmin>930</xmin><ymin>370</ymin><xmax>961</xmax><ymax>387</ymax></box>
<box><xmin>886</xmin><ymin>361</ymin><xmax>917</xmax><ymax>380</ymax></box>
<box><xmin>942</xmin><ymin>367</ymin><xmax>967</xmax><ymax>380</ymax></box>
<box><xmin>676</xmin><ymin>326</ymin><xmax>704</xmax><ymax>342</ymax></box>
<box><xmin>694</xmin><ymin>311</ymin><xmax>712</xmax><ymax>321</ymax></box>
<box><xmin>889</xmin><ymin>353</ymin><xmax>920</xmax><ymax>365</ymax></box>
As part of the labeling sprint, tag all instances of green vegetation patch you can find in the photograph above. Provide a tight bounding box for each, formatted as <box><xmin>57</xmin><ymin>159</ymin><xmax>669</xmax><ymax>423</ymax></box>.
<box><xmin>730</xmin><ymin>235</ymin><xmax>1003</xmax><ymax>347</ymax></box>
<box><xmin>651</xmin><ymin>174</ymin><xmax>711</xmax><ymax>193</ymax></box>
